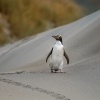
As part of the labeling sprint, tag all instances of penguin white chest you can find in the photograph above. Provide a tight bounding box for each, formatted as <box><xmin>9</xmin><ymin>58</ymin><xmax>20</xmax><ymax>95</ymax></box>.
<box><xmin>52</xmin><ymin>44</ymin><xmax>64</xmax><ymax>60</ymax></box>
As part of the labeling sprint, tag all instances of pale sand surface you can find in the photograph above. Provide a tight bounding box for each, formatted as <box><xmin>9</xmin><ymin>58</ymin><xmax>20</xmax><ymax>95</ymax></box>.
<box><xmin>0</xmin><ymin>80</ymin><xmax>57</xmax><ymax>100</ymax></box>
<box><xmin>0</xmin><ymin>10</ymin><xmax>100</xmax><ymax>100</ymax></box>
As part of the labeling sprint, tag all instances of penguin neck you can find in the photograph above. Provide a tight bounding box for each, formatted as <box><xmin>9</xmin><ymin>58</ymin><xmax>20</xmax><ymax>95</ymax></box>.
<box><xmin>56</xmin><ymin>40</ymin><xmax>63</xmax><ymax>45</ymax></box>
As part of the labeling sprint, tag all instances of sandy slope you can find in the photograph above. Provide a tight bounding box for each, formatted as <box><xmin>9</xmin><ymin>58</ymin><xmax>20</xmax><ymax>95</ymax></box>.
<box><xmin>0</xmin><ymin>10</ymin><xmax>100</xmax><ymax>100</ymax></box>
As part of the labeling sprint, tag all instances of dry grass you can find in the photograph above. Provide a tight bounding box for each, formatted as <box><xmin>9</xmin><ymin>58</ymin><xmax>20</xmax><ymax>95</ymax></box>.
<box><xmin>0</xmin><ymin>27</ymin><xmax>8</xmax><ymax>45</ymax></box>
<box><xmin>0</xmin><ymin>0</ymin><xmax>85</xmax><ymax>44</ymax></box>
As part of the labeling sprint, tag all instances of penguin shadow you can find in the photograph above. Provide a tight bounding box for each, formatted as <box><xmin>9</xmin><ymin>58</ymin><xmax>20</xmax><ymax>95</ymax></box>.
<box><xmin>51</xmin><ymin>72</ymin><xmax>66</xmax><ymax>74</ymax></box>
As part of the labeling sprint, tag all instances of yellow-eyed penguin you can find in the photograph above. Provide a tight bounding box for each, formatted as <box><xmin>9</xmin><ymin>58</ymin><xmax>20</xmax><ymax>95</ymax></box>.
<box><xmin>46</xmin><ymin>35</ymin><xmax>69</xmax><ymax>73</ymax></box>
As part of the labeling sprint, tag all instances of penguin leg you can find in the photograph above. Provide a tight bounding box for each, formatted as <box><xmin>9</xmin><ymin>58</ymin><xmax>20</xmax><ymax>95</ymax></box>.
<box><xmin>54</xmin><ymin>70</ymin><xmax>57</xmax><ymax>73</ymax></box>
<box><xmin>53</xmin><ymin>68</ymin><xmax>59</xmax><ymax>73</ymax></box>
<box><xmin>51</xmin><ymin>69</ymin><xmax>58</xmax><ymax>73</ymax></box>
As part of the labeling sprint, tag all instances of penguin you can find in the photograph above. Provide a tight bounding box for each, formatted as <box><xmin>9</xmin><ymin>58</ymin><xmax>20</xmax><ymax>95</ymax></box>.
<box><xmin>46</xmin><ymin>35</ymin><xmax>69</xmax><ymax>73</ymax></box>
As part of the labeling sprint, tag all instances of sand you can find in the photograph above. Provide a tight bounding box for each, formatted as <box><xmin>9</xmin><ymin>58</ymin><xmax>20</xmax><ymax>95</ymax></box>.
<box><xmin>0</xmin><ymin>10</ymin><xmax>100</xmax><ymax>100</ymax></box>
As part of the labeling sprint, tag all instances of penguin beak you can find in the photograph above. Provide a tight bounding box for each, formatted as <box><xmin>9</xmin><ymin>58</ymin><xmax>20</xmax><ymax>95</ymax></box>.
<box><xmin>52</xmin><ymin>35</ymin><xmax>58</xmax><ymax>39</ymax></box>
<box><xmin>52</xmin><ymin>36</ymin><xmax>56</xmax><ymax>38</ymax></box>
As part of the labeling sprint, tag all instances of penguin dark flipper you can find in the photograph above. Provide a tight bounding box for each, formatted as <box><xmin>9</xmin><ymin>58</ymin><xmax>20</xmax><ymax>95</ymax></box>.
<box><xmin>46</xmin><ymin>48</ymin><xmax>53</xmax><ymax>63</ymax></box>
<box><xmin>64</xmin><ymin>49</ymin><xmax>69</xmax><ymax>64</ymax></box>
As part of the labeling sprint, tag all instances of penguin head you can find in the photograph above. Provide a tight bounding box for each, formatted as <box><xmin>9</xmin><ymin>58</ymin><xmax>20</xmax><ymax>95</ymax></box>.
<box><xmin>52</xmin><ymin>35</ymin><xmax>62</xmax><ymax>43</ymax></box>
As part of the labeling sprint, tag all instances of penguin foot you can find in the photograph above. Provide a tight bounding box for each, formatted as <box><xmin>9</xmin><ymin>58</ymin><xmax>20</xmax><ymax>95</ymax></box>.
<box><xmin>60</xmin><ymin>70</ymin><xmax>66</xmax><ymax>73</ymax></box>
